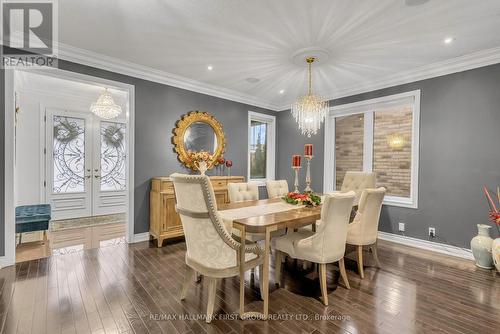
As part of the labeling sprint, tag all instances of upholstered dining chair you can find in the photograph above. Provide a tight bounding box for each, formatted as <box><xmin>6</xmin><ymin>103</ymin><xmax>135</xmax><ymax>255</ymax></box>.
<box><xmin>228</xmin><ymin>182</ymin><xmax>259</xmax><ymax>203</ymax></box>
<box><xmin>171</xmin><ymin>173</ymin><xmax>264</xmax><ymax>323</ymax></box>
<box><xmin>273</xmin><ymin>191</ymin><xmax>356</xmax><ymax>306</ymax></box>
<box><xmin>340</xmin><ymin>171</ymin><xmax>376</xmax><ymax>201</ymax></box>
<box><xmin>346</xmin><ymin>187</ymin><xmax>386</xmax><ymax>279</ymax></box>
<box><xmin>266</xmin><ymin>180</ymin><xmax>289</xmax><ymax>199</ymax></box>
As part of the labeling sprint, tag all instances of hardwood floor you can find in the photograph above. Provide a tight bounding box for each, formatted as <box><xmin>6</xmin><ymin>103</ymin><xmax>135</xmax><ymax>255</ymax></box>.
<box><xmin>1</xmin><ymin>239</ymin><xmax>499</xmax><ymax>334</ymax></box>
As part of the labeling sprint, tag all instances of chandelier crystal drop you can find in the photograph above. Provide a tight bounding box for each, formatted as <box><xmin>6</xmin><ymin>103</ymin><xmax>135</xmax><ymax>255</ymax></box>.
<box><xmin>291</xmin><ymin>57</ymin><xmax>329</xmax><ymax>137</ymax></box>
<box><xmin>90</xmin><ymin>88</ymin><xmax>122</xmax><ymax>119</ymax></box>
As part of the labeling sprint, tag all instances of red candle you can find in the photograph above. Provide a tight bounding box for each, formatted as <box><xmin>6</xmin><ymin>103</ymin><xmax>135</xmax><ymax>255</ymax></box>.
<box><xmin>292</xmin><ymin>155</ymin><xmax>301</xmax><ymax>167</ymax></box>
<box><xmin>304</xmin><ymin>144</ymin><xmax>313</xmax><ymax>157</ymax></box>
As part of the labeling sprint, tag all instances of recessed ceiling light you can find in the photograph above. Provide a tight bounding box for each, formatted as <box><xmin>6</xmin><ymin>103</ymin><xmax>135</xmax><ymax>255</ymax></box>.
<box><xmin>444</xmin><ymin>37</ymin><xmax>454</xmax><ymax>44</ymax></box>
<box><xmin>405</xmin><ymin>0</ymin><xmax>430</xmax><ymax>6</ymax></box>
<box><xmin>245</xmin><ymin>77</ymin><xmax>260</xmax><ymax>83</ymax></box>
<box><xmin>207</xmin><ymin>65</ymin><xmax>213</xmax><ymax>71</ymax></box>
<box><xmin>279</xmin><ymin>89</ymin><xmax>285</xmax><ymax>94</ymax></box>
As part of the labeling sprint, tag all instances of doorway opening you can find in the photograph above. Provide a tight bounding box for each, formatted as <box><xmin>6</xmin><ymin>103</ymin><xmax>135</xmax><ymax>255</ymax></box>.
<box><xmin>10</xmin><ymin>69</ymin><xmax>135</xmax><ymax>264</ymax></box>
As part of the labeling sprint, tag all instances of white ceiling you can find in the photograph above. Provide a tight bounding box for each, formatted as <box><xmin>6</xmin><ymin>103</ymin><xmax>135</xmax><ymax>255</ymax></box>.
<box><xmin>58</xmin><ymin>0</ymin><xmax>500</xmax><ymax>110</ymax></box>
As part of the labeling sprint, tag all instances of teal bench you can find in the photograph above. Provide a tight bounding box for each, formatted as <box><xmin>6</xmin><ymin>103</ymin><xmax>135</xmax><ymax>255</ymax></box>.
<box><xmin>15</xmin><ymin>204</ymin><xmax>51</xmax><ymax>244</ymax></box>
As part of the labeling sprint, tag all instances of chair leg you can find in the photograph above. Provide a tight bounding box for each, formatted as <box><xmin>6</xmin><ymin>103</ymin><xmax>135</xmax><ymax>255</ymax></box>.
<box><xmin>257</xmin><ymin>264</ymin><xmax>264</xmax><ymax>300</ymax></box>
<box><xmin>180</xmin><ymin>266</ymin><xmax>196</xmax><ymax>300</ymax></box>
<box><xmin>206</xmin><ymin>277</ymin><xmax>218</xmax><ymax>323</ymax></box>
<box><xmin>275</xmin><ymin>250</ymin><xmax>282</xmax><ymax>286</ymax></box>
<box><xmin>357</xmin><ymin>245</ymin><xmax>365</xmax><ymax>279</ymax></box>
<box><xmin>319</xmin><ymin>263</ymin><xmax>328</xmax><ymax>306</ymax></box>
<box><xmin>338</xmin><ymin>258</ymin><xmax>350</xmax><ymax>290</ymax></box>
<box><xmin>370</xmin><ymin>243</ymin><xmax>381</xmax><ymax>268</ymax></box>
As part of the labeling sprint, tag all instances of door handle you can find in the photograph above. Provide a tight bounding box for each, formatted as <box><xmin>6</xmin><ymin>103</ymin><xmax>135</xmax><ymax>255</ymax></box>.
<box><xmin>95</xmin><ymin>174</ymin><xmax>101</xmax><ymax>179</ymax></box>
<box><xmin>85</xmin><ymin>174</ymin><xmax>91</xmax><ymax>179</ymax></box>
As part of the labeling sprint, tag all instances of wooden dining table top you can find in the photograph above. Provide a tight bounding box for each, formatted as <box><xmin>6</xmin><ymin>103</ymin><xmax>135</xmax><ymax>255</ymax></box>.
<box><xmin>219</xmin><ymin>197</ymin><xmax>322</xmax><ymax>233</ymax></box>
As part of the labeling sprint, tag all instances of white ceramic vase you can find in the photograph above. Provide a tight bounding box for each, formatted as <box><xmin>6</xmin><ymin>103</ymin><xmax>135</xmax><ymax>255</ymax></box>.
<box><xmin>470</xmin><ymin>224</ymin><xmax>493</xmax><ymax>269</ymax></box>
<box><xmin>492</xmin><ymin>237</ymin><xmax>500</xmax><ymax>273</ymax></box>
<box><xmin>196</xmin><ymin>161</ymin><xmax>208</xmax><ymax>175</ymax></box>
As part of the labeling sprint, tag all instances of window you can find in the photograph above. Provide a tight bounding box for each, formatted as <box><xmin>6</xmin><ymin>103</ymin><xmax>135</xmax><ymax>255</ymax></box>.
<box><xmin>324</xmin><ymin>90</ymin><xmax>420</xmax><ymax>208</ymax></box>
<box><xmin>248</xmin><ymin>111</ymin><xmax>275</xmax><ymax>183</ymax></box>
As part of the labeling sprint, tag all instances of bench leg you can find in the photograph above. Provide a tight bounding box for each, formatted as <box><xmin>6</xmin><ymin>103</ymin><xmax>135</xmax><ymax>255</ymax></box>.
<box><xmin>18</xmin><ymin>233</ymin><xmax>22</xmax><ymax>245</ymax></box>
<box><xmin>43</xmin><ymin>231</ymin><xmax>48</xmax><ymax>244</ymax></box>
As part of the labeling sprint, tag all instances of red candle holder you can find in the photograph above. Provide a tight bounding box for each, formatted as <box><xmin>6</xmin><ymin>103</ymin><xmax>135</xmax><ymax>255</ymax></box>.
<box><xmin>292</xmin><ymin>155</ymin><xmax>302</xmax><ymax>168</ymax></box>
<box><xmin>304</xmin><ymin>144</ymin><xmax>313</xmax><ymax>158</ymax></box>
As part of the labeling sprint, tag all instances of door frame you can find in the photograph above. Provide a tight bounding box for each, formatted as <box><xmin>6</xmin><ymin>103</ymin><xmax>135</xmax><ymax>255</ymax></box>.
<box><xmin>3</xmin><ymin>68</ymin><xmax>136</xmax><ymax>268</ymax></box>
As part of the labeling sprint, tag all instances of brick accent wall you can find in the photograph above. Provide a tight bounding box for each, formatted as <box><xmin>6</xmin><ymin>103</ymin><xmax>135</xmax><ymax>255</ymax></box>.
<box><xmin>335</xmin><ymin>114</ymin><xmax>364</xmax><ymax>188</ymax></box>
<box><xmin>373</xmin><ymin>106</ymin><xmax>412</xmax><ymax>197</ymax></box>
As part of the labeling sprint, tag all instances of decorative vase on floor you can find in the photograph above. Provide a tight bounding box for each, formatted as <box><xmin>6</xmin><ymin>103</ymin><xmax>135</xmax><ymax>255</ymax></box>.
<box><xmin>470</xmin><ymin>224</ymin><xmax>493</xmax><ymax>269</ymax></box>
<box><xmin>492</xmin><ymin>238</ymin><xmax>500</xmax><ymax>273</ymax></box>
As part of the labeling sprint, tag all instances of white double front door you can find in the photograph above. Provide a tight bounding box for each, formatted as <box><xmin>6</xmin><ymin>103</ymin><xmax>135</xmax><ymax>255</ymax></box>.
<box><xmin>45</xmin><ymin>108</ymin><xmax>127</xmax><ymax>220</ymax></box>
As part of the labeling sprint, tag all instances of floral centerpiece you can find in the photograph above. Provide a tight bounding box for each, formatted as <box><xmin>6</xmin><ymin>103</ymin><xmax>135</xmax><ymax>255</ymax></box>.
<box><xmin>283</xmin><ymin>191</ymin><xmax>321</xmax><ymax>208</ymax></box>
<box><xmin>186</xmin><ymin>150</ymin><xmax>213</xmax><ymax>175</ymax></box>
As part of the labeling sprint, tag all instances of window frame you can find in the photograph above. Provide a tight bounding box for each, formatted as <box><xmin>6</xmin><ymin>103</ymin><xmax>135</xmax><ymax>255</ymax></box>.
<box><xmin>323</xmin><ymin>90</ymin><xmax>420</xmax><ymax>209</ymax></box>
<box><xmin>247</xmin><ymin>111</ymin><xmax>276</xmax><ymax>185</ymax></box>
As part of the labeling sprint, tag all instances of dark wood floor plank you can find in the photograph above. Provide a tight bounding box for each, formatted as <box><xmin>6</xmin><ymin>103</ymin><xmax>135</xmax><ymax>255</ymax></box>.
<box><xmin>3</xmin><ymin>239</ymin><xmax>500</xmax><ymax>334</ymax></box>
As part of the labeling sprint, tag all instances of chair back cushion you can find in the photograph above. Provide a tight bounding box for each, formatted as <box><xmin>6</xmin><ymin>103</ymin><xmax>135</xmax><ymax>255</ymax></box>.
<box><xmin>228</xmin><ymin>182</ymin><xmax>259</xmax><ymax>203</ymax></box>
<box><xmin>171</xmin><ymin>173</ymin><xmax>240</xmax><ymax>269</ymax></box>
<box><xmin>266</xmin><ymin>180</ymin><xmax>289</xmax><ymax>199</ymax></box>
<box><xmin>294</xmin><ymin>191</ymin><xmax>355</xmax><ymax>263</ymax></box>
<box><xmin>340</xmin><ymin>171</ymin><xmax>376</xmax><ymax>199</ymax></box>
<box><xmin>347</xmin><ymin>187</ymin><xmax>386</xmax><ymax>245</ymax></box>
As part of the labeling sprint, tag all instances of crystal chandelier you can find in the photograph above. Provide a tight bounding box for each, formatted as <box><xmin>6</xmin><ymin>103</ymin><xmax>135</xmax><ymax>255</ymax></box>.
<box><xmin>90</xmin><ymin>88</ymin><xmax>122</xmax><ymax>119</ymax></box>
<box><xmin>291</xmin><ymin>57</ymin><xmax>329</xmax><ymax>137</ymax></box>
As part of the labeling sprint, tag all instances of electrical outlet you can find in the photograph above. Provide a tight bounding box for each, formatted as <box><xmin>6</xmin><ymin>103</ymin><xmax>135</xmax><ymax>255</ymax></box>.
<box><xmin>398</xmin><ymin>222</ymin><xmax>405</xmax><ymax>232</ymax></box>
<box><xmin>429</xmin><ymin>227</ymin><xmax>436</xmax><ymax>238</ymax></box>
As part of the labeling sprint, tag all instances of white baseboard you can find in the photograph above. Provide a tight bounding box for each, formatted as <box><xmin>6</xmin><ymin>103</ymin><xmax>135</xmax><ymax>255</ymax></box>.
<box><xmin>378</xmin><ymin>231</ymin><xmax>474</xmax><ymax>260</ymax></box>
<box><xmin>131</xmin><ymin>232</ymin><xmax>150</xmax><ymax>243</ymax></box>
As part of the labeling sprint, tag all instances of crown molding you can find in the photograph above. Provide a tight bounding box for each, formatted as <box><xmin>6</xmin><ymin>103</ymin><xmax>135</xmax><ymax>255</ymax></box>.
<box><xmin>57</xmin><ymin>43</ymin><xmax>282</xmax><ymax>111</ymax></box>
<box><xmin>277</xmin><ymin>46</ymin><xmax>500</xmax><ymax>110</ymax></box>
<box><xmin>55</xmin><ymin>43</ymin><xmax>500</xmax><ymax>113</ymax></box>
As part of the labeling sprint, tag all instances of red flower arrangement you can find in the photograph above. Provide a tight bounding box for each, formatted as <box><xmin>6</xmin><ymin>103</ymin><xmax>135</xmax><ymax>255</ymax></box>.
<box><xmin>483</xmin><ymin>186</ymin><xmax>500</xmax><ymax>233</ymax></box>
<box><xmin>283</xmin><ymin>191</ymin><xmax>321</xmax><ymax>208</ymax></box>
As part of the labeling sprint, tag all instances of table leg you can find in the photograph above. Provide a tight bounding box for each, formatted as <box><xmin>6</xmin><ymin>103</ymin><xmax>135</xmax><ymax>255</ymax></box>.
<box><xmin>262</xmin><ymin>227</ymin><xmax>271</xmax><ymax>318</ymax></box>
<box><xmin>239</xmin><ymin>227</ymin><xmax>246</xmax><ymax>317</ymax></box>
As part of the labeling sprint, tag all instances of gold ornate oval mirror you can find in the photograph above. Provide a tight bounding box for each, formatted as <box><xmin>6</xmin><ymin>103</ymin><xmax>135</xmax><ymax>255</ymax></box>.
<box><xmin>172</xmin><ymin>111</ymin><xmax>226</xmax><ymax>170</ymax></box>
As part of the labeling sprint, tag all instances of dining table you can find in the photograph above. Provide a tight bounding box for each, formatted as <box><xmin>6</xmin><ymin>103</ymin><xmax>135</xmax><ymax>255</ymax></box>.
<box><xmin>218</xmin><ymin>197</ymin><xmax>324</xmax><ymax>320</ymax></box>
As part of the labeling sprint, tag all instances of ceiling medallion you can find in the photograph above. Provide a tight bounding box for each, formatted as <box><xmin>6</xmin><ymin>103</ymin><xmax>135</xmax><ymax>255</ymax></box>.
<box><xmin>291</xmin><ymin>57</ymin><xmax>329</xmax><ymax>137</ymax></box>
<box><xmin>90</xmin><ymin>88</ymin><xmax>122</xmax><ymax>119</ymax></box>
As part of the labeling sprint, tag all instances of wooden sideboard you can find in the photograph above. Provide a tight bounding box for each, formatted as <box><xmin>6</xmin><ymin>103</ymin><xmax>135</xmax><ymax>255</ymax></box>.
<box><xmin>150</xmin><ymin>176</ymin><xmax>245</xmax><ymax>247</ymax></box>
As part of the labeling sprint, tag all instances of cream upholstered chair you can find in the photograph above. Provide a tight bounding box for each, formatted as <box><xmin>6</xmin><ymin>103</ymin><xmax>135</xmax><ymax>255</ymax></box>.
<box><xmin>340</xmin><ymin>171</ymin><xmax>376</xmax><ymax>201</ymax></box>
<box><xmin>266</xmin><ymin>180</ymin><xmax>289</xmax><ymax>199</ymax></box>
<box><xmin>171</xmin><ymin>173</ymin><xmax>264</xmax><ymax>323</ymax></box>
<box><xmin>347</xmin><ymin>187</ymin><xmax>386</xmax><ymax>279</ymax></box>
<box><xmin>273</xmin><ymin>191</ymin><xmax>356</xmax><ymax>306</ymax></box>
<box><xmin>228</xmin><ymin>182</ymin><xmax>259</xmax><ymax>203</ymax></box>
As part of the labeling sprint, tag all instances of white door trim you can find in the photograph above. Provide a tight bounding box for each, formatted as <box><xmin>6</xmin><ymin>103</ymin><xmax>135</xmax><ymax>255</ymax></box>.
<box><xmin>3</xmin><ymin>68</ymin><xmax>136</xmax><ymax>268</ymax></box>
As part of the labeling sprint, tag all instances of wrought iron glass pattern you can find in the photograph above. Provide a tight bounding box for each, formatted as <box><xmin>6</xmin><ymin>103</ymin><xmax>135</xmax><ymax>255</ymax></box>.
<box><xmin>100</xmin><ymin>122</ymin><xmax>127</xmax><ymax>191</ymax></box>
<box><xmin>53</xmin><ymin>116</ymin><xmax>86</xmax><ymax>193</ymax></box>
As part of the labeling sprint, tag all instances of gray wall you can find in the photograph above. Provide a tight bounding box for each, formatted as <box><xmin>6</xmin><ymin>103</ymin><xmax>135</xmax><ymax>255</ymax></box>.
<box><xmin>0</xmin><ymin>60</ymin><xmax>275</xmax><ymax>255</ymax></box>
<box><xmin>277</xmin><ymin>63</ymin><xmax>500</xmax><ymax>248</ymax></box>
<box><xmin>0</xmin><ymin>70</ymin><xmax>4</xmax><ymax>255</ymax></box>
